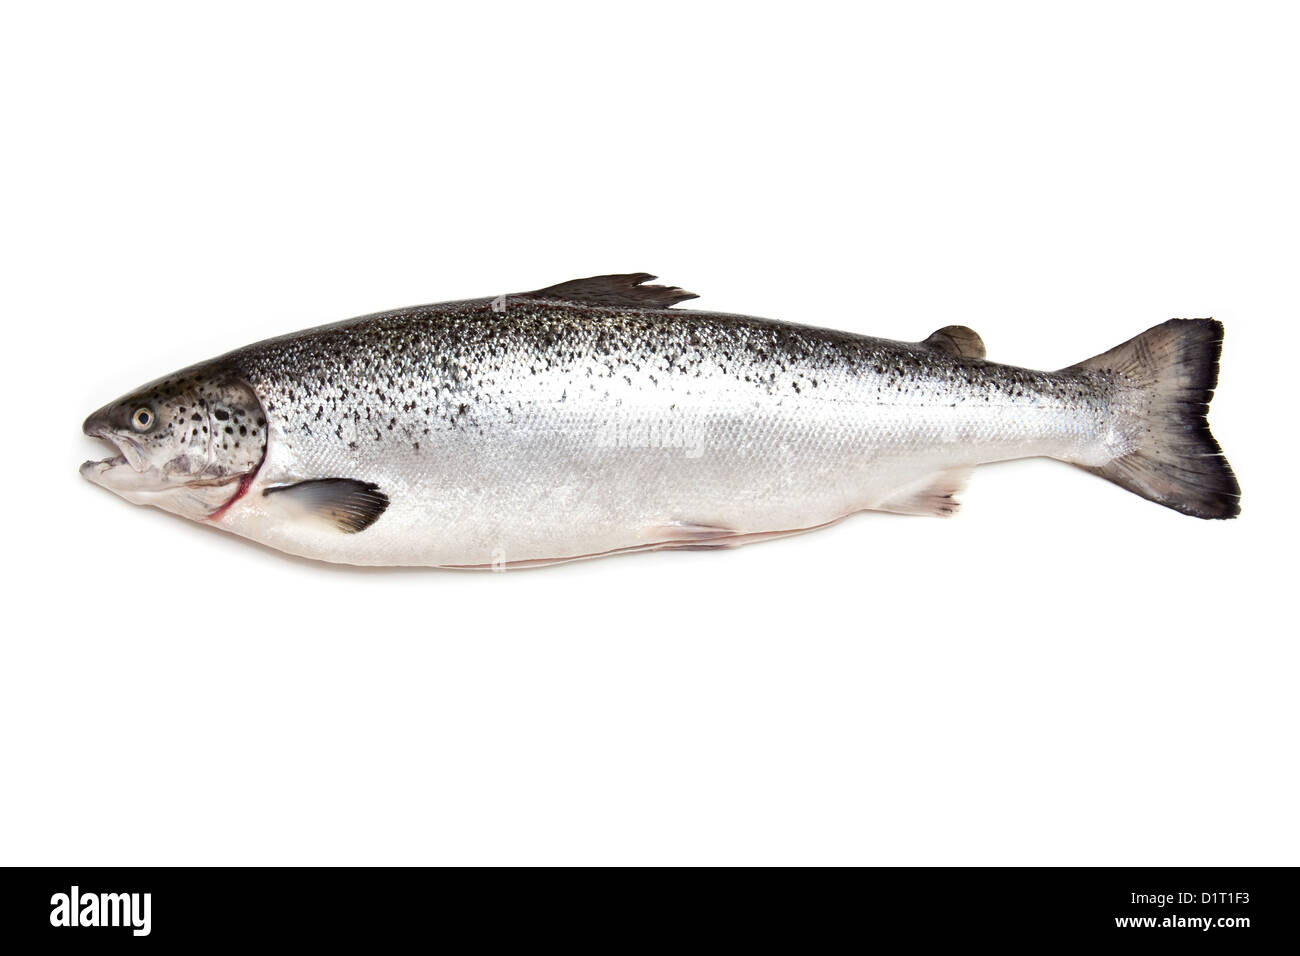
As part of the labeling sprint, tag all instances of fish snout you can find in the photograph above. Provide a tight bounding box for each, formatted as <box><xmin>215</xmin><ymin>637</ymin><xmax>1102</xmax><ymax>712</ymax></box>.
<box><xmin>81</xmin><ymin>405</ymin><xmax>139</xmax><ymax>475</ymax></box>
<box><xmin>82</xmin><ymin>407</ymin><xmax>112</xmax><ymax>437</ymax></box>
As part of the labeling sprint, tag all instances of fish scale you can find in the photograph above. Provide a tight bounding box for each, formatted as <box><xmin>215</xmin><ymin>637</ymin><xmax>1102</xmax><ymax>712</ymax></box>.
<box><xmin>80</xmin><ymin>273</ymin><xmax>1240</xmax><ymax>567</ymax></box>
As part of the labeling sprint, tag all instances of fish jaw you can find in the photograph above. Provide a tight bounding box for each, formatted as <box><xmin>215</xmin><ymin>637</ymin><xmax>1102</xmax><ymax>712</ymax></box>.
<box><xmin>79</xmin><ymin>452</ymin><xmax>130</xmax><ymax>488</ymax></box>
<box><xmin>81</xmin><ymin>428</ymin><xmax>176</xmax><ymax>508</ymax></box>
<box><xmin>81</xmin><ymin>423</ymin><xmax>153</xmax><ymax>498</ymax></box>
<box><xmin>80</xmin><ymin>428</ymin><xmax>245</xmax><ymax>519</ymax></box>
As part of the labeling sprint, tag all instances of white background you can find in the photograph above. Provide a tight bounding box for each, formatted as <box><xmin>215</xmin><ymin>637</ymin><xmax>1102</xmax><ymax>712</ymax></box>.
<box><xmin>1</xmin><ymin>1</ymin><xmax>1295</xmax><ymax>865</ymax></box>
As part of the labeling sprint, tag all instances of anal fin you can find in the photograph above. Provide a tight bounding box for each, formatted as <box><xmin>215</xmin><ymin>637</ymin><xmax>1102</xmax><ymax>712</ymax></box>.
<box><xmin>646</xmin><ymin>520</ymin><xmax>737</xmax><ymax>549</ymax></box>
<box><xmin>878</xmin><ymin>467</ymin><xmax>973</xmax><ymax>517</ymax></box>
<box><xmin>263</xmin><ymin>479</ymin><xmax>389</xmax><ymax>533</ymax></box>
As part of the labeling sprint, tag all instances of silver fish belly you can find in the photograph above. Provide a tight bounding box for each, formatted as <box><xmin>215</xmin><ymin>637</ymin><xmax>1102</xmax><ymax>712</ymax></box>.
<box><xmin>81</xmin><ymin>274</ymin><xmax>1240</xmax><ymax>567</ymax></box>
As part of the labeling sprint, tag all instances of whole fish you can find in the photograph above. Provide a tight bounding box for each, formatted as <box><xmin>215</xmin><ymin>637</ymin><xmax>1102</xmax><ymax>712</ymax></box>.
<box><xmin>81</xmin><ymin>273</ymin><xmax>1240</xmax><ymax>567</ymax></box>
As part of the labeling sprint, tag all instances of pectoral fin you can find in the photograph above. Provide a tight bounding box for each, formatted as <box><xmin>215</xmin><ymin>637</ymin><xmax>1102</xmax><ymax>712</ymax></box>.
<box><xmin>263</xmin><ymin>479</ymin><xmax>389</xmax><ymax>533</ymax></box>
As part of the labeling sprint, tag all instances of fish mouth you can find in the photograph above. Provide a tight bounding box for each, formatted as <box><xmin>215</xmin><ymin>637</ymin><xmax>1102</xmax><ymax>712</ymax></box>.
<box><xmin>80</xmin><ymin>429</ymin><xmax>146</xmax><ymax>478</ymax></box>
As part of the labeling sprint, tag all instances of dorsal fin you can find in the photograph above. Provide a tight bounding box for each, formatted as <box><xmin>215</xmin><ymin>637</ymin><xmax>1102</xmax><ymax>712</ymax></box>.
<box><xmin>922</xmin><ymin>325</ymin><xmax>985</xmax><ymax>359</ymax></box>
<box><xmin>525</xmin><ymin>273</ymin><xmax>698</xmax><ymax>310</ymax></box>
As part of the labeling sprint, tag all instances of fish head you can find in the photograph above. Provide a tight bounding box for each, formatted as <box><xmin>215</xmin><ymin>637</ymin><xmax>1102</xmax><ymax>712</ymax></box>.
<box><xmin>80</xmin><ymin>364</ymin><xmax>268</xmax><ymax>520</ymax></box>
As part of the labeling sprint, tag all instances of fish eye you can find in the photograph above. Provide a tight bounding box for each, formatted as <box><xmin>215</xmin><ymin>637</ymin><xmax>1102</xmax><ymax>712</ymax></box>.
<box><xmin>131</xmin><ymin>407</ymin><xmax>155</xmax><ymax>431</ymax></box>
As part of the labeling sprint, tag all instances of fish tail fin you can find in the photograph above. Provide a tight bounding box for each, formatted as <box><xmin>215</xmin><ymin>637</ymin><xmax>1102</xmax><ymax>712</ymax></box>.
<box><xmin>1067</xmin><ymin>318</ymin><xmax>1240</xmax><ymax>519</ymax></box>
